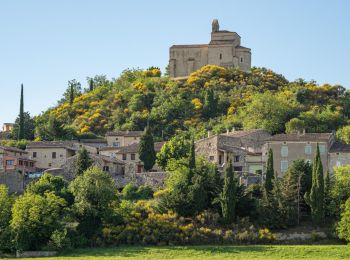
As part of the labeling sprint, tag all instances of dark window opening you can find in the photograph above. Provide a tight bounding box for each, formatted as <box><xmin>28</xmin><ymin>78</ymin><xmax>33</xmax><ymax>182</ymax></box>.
<box><xmin>52</xmin><ymin>152</ymin><xmax>56</xmax><ymax>159</ymax></box>
<box><xmin>131</xmin><ymin>153</ymin><xmax>136</xmax><ymax>160</ymax></box>
<box><xmin>33</xmin><ymin>152</ymin><xmax>37</xmax><ymax>158</ymax></box>
<box><xmin>122</xmin><ymin>154</ymin><xmax>127</xmax><ymax>160</ymax></box>
<box><xmin>220</xmin><ymin>53</ymin><xmax>222</xmax><ymax>60</ymax></box>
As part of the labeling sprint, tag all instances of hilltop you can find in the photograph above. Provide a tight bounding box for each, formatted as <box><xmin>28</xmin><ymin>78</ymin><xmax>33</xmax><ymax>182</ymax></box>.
<box><xmin>32</xmin><ymin>65</ymin><xmax>349</xmax><ymax>141</ymax></box>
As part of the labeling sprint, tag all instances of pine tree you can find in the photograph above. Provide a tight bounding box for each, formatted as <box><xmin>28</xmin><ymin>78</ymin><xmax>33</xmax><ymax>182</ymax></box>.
<box><xmin>138</xmin><ymin>126</ymin><xmax>156</xmax><ymax>171</ymax></box>
<box><xmin>18</xmin><ymin>84</ymin><xmax>25</xmax><ymax>140</ymax></box>
<box><xmin>220</xmin><ymin>160</ymin><xmax>237</xmax><ymax>224</ymax></box>
<box><xmin>188</xmin><ymin>138</ymin><xmax>196</xmax><ymax>178</ymax></box>
<box><xmin>75</xmin><ymin>147</ymin><xmax>92</xmax><ymax>176</ymax></box>
<box><xmin>265</xmin><ymin>148</ymin><xmax>274</xmax><ymax>192</ymax></box>
<box><xmin>305</xmin><ymin>144</ymin><xmax>325</xmax><ymax>226</ymax></box>
<box><xmin>89</xmin><ymin>79</ymin><xmax>94</xmax><ymax>92</ymax></box>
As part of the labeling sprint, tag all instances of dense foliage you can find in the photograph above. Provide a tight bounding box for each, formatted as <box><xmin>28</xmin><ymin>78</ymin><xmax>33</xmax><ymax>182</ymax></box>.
<box><xmin>26</xmin><ymin>65</ymin><xmax>350</xmax><ymax>141</ymax></box>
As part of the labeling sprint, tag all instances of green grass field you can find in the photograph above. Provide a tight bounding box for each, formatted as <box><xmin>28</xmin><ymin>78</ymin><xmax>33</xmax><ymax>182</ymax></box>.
<box><xmin>7</xmin><ymin>245</ymin><xmax>350</xmax><ymax>260</ymax></box>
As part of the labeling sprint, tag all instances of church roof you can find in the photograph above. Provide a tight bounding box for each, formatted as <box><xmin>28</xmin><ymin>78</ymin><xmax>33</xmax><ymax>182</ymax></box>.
<box><xmin>170</xmin><ymin>44</ymin><xmax>208</xmax><ymax>49</ymax></box>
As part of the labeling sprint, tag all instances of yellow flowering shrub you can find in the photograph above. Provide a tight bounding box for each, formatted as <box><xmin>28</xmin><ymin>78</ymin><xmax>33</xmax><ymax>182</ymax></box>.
<box><xmin>191</xmin><ymin>98</ymin><xmax>203</xmax><ymax>110</ymax></box>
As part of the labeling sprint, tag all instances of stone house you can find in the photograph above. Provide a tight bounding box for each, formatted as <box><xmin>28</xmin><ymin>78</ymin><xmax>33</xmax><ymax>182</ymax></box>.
<box><xmin>263</xmin><ymin>132</ymin><xmax>335</xmax><ymax>176</ymax></box>
<box><xmin>169</xmin><ymin>19</ymin><xmax>251</xmax><ymax>78</ymax></box>
<box><xmin>328</xmin><ymin>141</ymin><xmax>350</xmax><ymax>173</ymax></box>
<box><xmin>106</xmin><ymin>130</ymin><xmax>143</xmax><ymax>147</ymax></box>
<box><xmin>100</xmin><ymin>141</ymin><xmax>165</xmax><ymax>174</ymax></box>
<box><xmin>0</xmin><ymin>146</ymin><xmax>36</xmax><ymax>174</ymax></box>
<box><xmin>195</xmin><ymin>129</ymin><xmax>271</xmax><ymax>174</ymax></box>
<box><xmin>26</xmin><ymin>141</ymin><xmax>77</xmax><ymax>170</ymax></box>
<box><xmin>73</xmin><ymin>139</ymin><xmax>107</xmax><ymax>154</ymax></box>
<box><xmin>2</xmin><ymin>123</ymin><xmax>14</xmax><ymax>132</ymax></box>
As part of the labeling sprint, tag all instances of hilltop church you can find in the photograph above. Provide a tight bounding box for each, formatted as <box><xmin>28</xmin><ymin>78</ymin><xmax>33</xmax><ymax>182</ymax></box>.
<box><xmin>169</xmin><ymin>19</ymin><xmax>251</xmax><ymax>78</ymax></box>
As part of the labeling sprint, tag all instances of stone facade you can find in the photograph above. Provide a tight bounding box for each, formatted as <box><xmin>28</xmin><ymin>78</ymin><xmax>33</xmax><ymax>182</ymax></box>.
<box><xmin>328</xmin><ymin>141</ymin><xmax>350</xmax><ymax>173</ymax></box>
<box><xmin>263</xmin><ymin>132</ymin><xmax>335</xmax><ymax>176</ymax></box>
<box><xmin>195</xmin><ymin>129</ymin><xmax>270</xmax><ymax>174</ymax></box>
<box><xmin>169</xmin><ymin>19</ymin><xmax>251</xmax><ymax>78</ymax></box>
<box><xmin>26</xmin><ymin>141</ymin><xmax>77</xmax><ymax>170</ymax></box>
<box><xmin>106</xmin><ymin>131</ymin><xmax>143</xmax><ymax>147</ymax></box>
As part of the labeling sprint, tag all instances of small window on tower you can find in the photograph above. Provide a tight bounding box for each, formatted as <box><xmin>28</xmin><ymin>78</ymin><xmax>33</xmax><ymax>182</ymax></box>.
<box><xmin>219</xmin><ymin>53</ymin><xmax>222</xmax><ymax>60</ymax></box>
<box><xmin>240</xmin><ymin>57</ymin><xmax>243</xmax><ymax>63</ymax></box>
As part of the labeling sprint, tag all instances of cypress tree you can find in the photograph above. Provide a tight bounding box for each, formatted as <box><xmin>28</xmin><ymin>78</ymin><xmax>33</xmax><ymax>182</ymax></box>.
<box><xmin>89</xmin><ymin>79</ymin><xmax>94</xmax><ymax>92</ymax></box>
<box><xmin>324</xmin><ymin>170</ymin><xmax>332</xmax><ymax>218</ymax></box>
<box><xmin>203</xmin><ymin>88</ymin><xmax>217</xmax><ymax>119</ymax></box>
<box><xmin>69</xmin><ymin>84</ymin><xmax>74</xmax><ymax>105</ymax></box>
<box><xmin>75</xmin><ymin>147</ymin><xmax>92</xmax><ymax>176</ymax></box>
<box><xmin>188</xmin><ymin>139</ymin><xmax>196</xmax><ymax>177</ymax></box>
<box><xmin>220</xmin><ymin>159</ymin><xmax>236</xmax><ymax>224</ymax></box>
<box><xmin>305</xmin><ymin>144</ymin><xmax>325</xmax><ymax>226</ymax></box>
<box><xmin>18</xmin><ymin>84</ymin><xmax>25</xmax><ymax>140</ymax></box>
<box><xmin>265</xmin><ymin>148</ymin><xmax>274</xmax><ymax>192</ymax></box>
<box><xmin>138</xmin><ymin>126</ymin><xmax>156</xmax><ymax>171</ymax></box>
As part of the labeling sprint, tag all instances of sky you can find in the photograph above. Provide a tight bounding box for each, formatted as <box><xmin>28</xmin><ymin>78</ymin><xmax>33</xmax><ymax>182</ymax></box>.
<box><xmin>0</xmin><ymin>0</ymin><xmax>349</xmax><ymax>126</ymax></box>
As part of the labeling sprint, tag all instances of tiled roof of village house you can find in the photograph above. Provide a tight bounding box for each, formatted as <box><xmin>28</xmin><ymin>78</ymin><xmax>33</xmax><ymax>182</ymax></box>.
<box><xmin>329</xmin><ymin>141</ymin><xmax>350</xmax><ymax>153</ymax></box>
<box><xmin>26</xmin><ymin>141</ymin><xmax>77</xmax><ymax>150</ymax></box>
<box><xmin>0</xmin><ymin>146</ymin><xmax>27</xmax><ymax>154</ymax></box>
<box><xmin>116</xmin><ymin>142</ymin><xmax>166</xmax><ymax>154</ymax></box>
<box><xmin>106</xmin><ymin>131</ymin><xmax>144</xmax><ymax>137</ymax></box>
<box><xmin>268</xmin><ymin>133</ymin><xmax>333</xmax><ymax>142</ymax></box>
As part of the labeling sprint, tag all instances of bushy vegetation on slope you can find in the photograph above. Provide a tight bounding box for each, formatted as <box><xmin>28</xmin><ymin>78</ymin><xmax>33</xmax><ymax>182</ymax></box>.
<box><xmin>31</xmin><ymin>65</ymin><xmax>350</xmax><ymax>141</ymax></box>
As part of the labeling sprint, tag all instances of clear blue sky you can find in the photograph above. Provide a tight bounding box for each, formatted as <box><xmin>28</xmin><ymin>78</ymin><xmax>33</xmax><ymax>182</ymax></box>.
<box><xmin>1</xmin><ymin>0</ymin><xmax>349</xmax><ymax>126</ymax></box>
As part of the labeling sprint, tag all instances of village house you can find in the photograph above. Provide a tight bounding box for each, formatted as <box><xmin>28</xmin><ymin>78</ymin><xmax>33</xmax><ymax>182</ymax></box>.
<box><xmin>26</xmin><ymin>141</ymin><xmax>77</xmax><ymax>170</ymax></box>
<box><xmin>100</xmin><ymin>141</ymin><xmax>165</xmax><ymax>174</ymax></box>
<box><xmin>2</xmin><ymin>123</ymin><xmax>14</xmax><ymax>133</ymax></box>
<box><xmin>328</xmin><ymin>141</ymin><xmax>350</xmax><ymax>173</ymax></box>
<box><xmin>195</xmin><ymin>129</ymin><xmax>271</xmax><ymax>174</ymax></box>
<box><xmin>106</xmin><ymin>130</ymin><xmax>143</xmax><ymax>147</ymax></box>
<box><xmin>73</xmin><ymin>139</ymin><xmax>108</xmax><ymax>154</ymax></box>
<box><xmin>263</xmin><ymin>132</ymin><xmax>335</xmax><ymax>176</ymax></box>
<box><xmin>0</xmin><ymin>146</ymin><xmax>36</xmax><ymax>174</ymax></box>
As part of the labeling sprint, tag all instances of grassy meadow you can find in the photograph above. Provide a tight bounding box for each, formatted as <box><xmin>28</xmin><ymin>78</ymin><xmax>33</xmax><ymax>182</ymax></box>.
<box><xmin>7</xmin><ymin>245</ymin><xmax>350</xmax><ymax>260</ymax></box>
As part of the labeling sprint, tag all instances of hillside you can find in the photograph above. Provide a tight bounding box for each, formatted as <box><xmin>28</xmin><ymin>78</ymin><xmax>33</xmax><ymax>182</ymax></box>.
<box><xmin>34</xmin><ymin>65</ymin><xmax>350</xmax><ymax>141</ymax></box>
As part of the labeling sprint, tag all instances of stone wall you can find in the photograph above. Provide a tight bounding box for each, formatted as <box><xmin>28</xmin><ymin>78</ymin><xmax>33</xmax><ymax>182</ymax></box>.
<box><xmin>0</xmin><ymin>171</ymin><xmax>24</xmax><ymax>193</ymax></box>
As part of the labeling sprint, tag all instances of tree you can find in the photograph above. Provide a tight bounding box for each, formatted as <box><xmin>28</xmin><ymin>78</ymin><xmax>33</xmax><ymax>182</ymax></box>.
<box><xmin>337</xmin><ymin>197</ymin><xmax>350</xmax><ymax>242</ymax></box>
<box><xmin>75</xmin><ymin>147</ymin><xmax>92</xmax><ymax>176</ymax></box>
<box><xmin>26</xmin><ymin>173</ymin><xmax>72</xmax><ymax>204</ymax></box>
<box><xmin>11</xmin><ymin>192</ymin><xmax>66</xmax><ymax>251</ymax></box>
<box><xmin>202</xmin><ymin>88</ymin><xmax>218</xmax><ymax>119</ymax></box>
<box><xmin>138</xmin><ymin>126</ymin><xmax>156</xmax><ymax>171</ymax></box>
<box><xmin>336</xmin><ymin>125</ymin><xmax>350</xmax><ymax>144</ymax></box>
<box><xmin>305</xmin><ymin>144</ymin><xmax>325</xmax><ymax>226</ymax></box>
<box><xmin>0</xmin><ymin>185</ymin><xmax>13</xmax><ymax>251</ymax></box>
<box><xmin>285</xmin><ymin>118</ymin><xmax>305</xmax><ymax>134</ymax></box>
<box><xmin>188</xmin><ymin>138</ymin><xmax>196</xmax><ymax>175</ymax></box>
<box><xmin>265</xmin><ymin>148</ymin><xmax>274</xmax><ymax>192</ymax></box>
<box><xmin>12</xmin><ymin>112</ymin><xmax>35</xmax><ymax>140</ymax></box>
<box><xmin>239</xmin><ymin>92</ymin><xmax>298</xmax><ymax>134</ymax></box>
<box><xmin>89</xmin><ymin>79</ymin><xmax>94</xmax><ymax>92</ymax></box>
<box><xmin>69</xmin><ymin>167</ymin><xmax>118</xmax><ymax>239</ymax></box>
<box><xmin>156</xmin><ymin>135</ymin><xmax>190</xmax><ymax>169</ymax></box>
<box><xmin>18</xmin><ymin>84</ymin><xmax>25</xmax><ymax>140</ymax></box>
<box><xmin>220</xmin><ymin>160</ymin><xmax>237</xmax><ymax>224</ymax></box>
<box><xmin>324</xmin><ymin>171</ymin><xmax>332</xmax><ymax>218</ymax></box>
<box><xmin>59</xmin><ymin>79</ymin><xmax>81</xmax><ymax>104</ymax></box>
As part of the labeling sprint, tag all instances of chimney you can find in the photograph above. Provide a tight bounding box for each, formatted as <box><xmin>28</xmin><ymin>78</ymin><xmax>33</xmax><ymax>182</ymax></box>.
<box><xmin>208</xmin><ymin>130</ymin><xmax>213</xmax><ymax>138</ymax></box>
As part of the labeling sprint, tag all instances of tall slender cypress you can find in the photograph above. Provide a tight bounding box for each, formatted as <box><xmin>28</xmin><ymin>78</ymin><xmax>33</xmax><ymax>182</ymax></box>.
<box><xmin>220</xmin><ymin>159</ymin><xmax>237</xmax><ymax>224</ymax></box>
<box><xmin>18</xmin><ymin>84</ymin><xmax>25</xmax><ymax>140</ymax></box>
<box><xmin>188</xmin><ymin>139</ymin><xmax>196</xmax><ymax>177</ymax></box>
<box><xmin>89</xmin><ymin>79</ymin><xmax>94</xmax><ymax>92</ymax></box>
<box><xmin>69</xmin><ymin>84</ymin><xmax>74</xmax><ymax>105</ymax></box>
<box><xmin>265</xmin><ymin>148</ymin><xmax>274</xmax><ymax>192</ymax></box>
<box><xmin>305</xmin><ymin>143</ymin><xmax>325</xmax><ymax>225</ymax></box>
<box><xmin>138</xmin><ymin>126</ymin><xmax>156</xmax><ymax>171</ymax></box>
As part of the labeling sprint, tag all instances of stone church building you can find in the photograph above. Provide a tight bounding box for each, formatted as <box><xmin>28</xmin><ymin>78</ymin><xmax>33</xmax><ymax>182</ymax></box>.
<box><xmin>169</xmin><ymin>19</ymin><xmax>251</xmax><ymax>78</ymax></box>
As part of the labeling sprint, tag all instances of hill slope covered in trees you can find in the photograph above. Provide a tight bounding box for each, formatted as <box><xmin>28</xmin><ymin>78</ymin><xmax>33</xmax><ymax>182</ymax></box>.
<box><xmin>33</xmin><ymin>65</ymin><xmax>350</xmax><ymax>141</ymax></box>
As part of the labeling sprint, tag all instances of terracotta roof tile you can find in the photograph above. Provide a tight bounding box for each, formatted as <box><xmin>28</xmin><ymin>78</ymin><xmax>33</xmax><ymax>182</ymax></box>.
<box><xmin>269</xmin><ymin>133</ymin><xmax>333</xmax><ymax>142</ymax></box>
